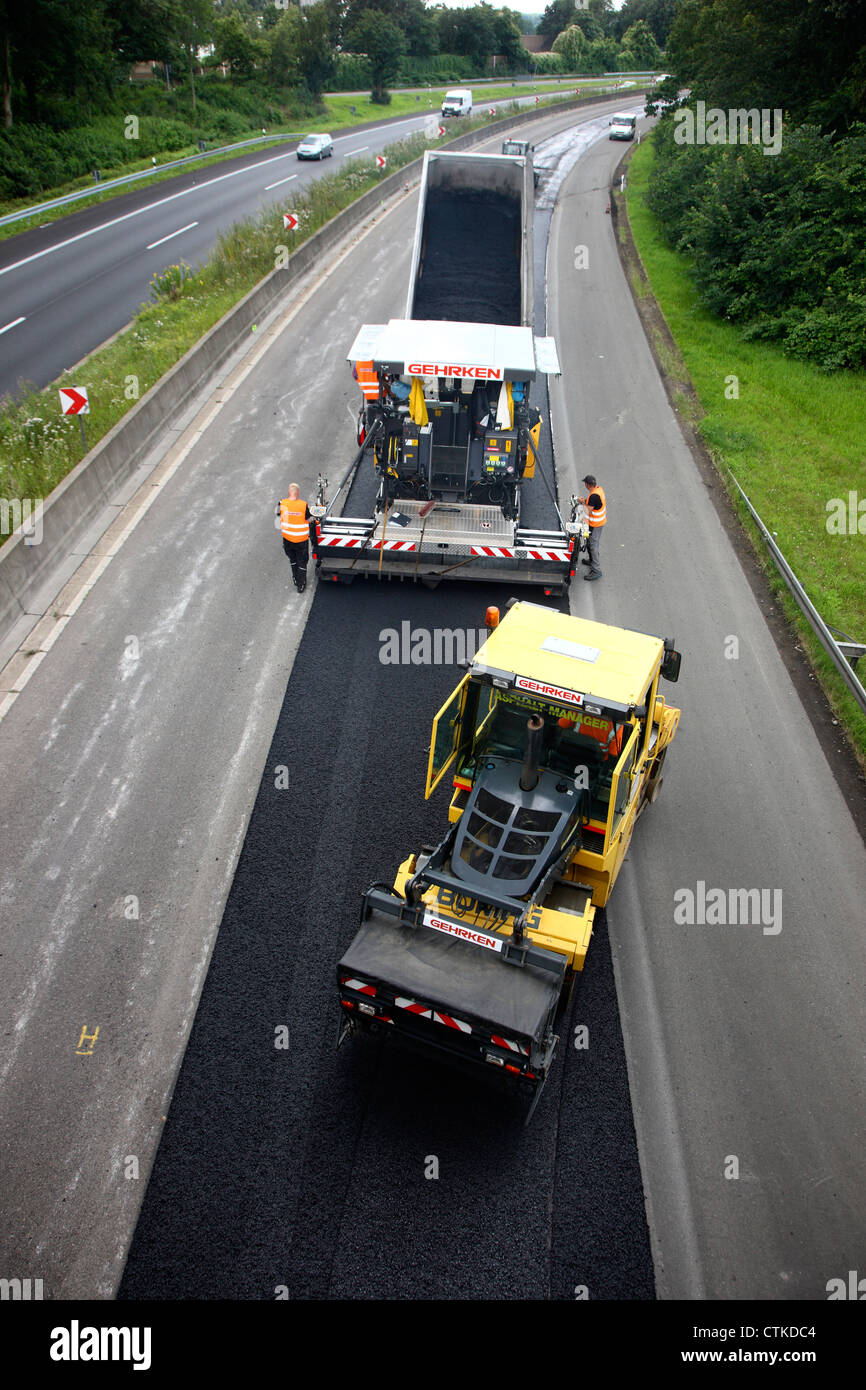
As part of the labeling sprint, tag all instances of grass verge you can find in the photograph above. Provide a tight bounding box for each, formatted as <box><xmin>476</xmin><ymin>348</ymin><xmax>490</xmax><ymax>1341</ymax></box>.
<box><xmin>0</xmin><ymin>78</ymin><xmax>614</xmax><ymax>243</ymax></box>
<box><xmin>624</xmin><ymin>137</ymin><xmax>866</xmax><ymax>765</ymax></box>
<box><xmin>0</xmin><ymin>97</ymin><xmax>577</xmax><ymax>537</ymax></box>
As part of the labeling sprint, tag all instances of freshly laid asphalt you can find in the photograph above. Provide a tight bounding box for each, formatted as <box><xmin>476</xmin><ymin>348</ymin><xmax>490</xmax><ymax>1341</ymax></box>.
<box><xmin>118</xmin><ymin>582</ymin><xmax>654</xmax><ymax>1300</ymax></box>
<box><xmin>119</xmin><ymin>113</ymin><xmax>654</xmax><ymax>1300</ymax></box>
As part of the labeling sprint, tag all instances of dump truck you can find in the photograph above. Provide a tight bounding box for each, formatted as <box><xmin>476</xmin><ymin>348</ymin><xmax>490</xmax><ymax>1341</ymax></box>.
<box><xmin>501</xmin><ymin>137</ymin><xmax>542</xmax><ymax>187</ymax></box>
<box><xmin>337</xmin><ymin>600</ymin><xmax>682</xmax><ymax>1120</ymax></box>
<box><xmin>315</xmin><ymin>151</ymin><xmax>576</xmax><ymax>592</ymax></box>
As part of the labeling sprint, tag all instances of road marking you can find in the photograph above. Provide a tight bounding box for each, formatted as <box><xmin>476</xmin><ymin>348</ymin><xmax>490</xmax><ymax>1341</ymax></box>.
<box><xmin>345</xmin><ymin>146</ymin><xmax>369</xmax><ymax>156</ymax></box>
<box><xmin>0</xmin><ymin>149</ymin><xmax>311</xmax><ymax>278</ymax></box>
<box><xmin>0</xmin><ymin>182</ymin><xmax>416</xmax><ymax>723</ymax></box>
<box><xmin>264</xmin><ymin>173</ymin><xmax>298</xmax><ymax>191</ymax></box>
<box><xmin>0</xmin><ymin>118</ymin><xmax>431</xmax><ymax>280</ymax></box>
<box><xmin>146</xmin><ymin>221</ymin><xmax>198</xmax><ymax>250</ymax></box>
<box><xmin>0</xmin><ymin>315</ymin><xmax>25</xmax><ymax>334</ymax></box>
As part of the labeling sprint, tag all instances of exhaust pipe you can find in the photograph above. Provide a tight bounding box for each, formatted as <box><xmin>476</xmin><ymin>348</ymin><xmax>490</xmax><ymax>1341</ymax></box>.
<box><xmin>520</xmin><ymin>716</ymin><xmax>544</xmax><ymax>792</ymax></box>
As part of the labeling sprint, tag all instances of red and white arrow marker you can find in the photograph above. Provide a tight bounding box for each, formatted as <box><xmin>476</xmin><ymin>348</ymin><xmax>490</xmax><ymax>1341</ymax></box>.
<box><xmin>283</xmin><ymin>212</ymin><xmax>299</xmax><ymax>231</ymax></box>
<box><xmin>535</xmin><ymin>96</ymin><xmax>539</xmax><ymax>104</ymax></box>
<box><xmin>376</xmin><ymin>155</ymin><xmax>387</xmax><ymax>169</ymax></box>
<box><xmin>59</xmin><ymin>386</ymin><xmax>89</xmax><ymax>416</ymax></box>
<box><xmin>438</xmin><ymin>124</ymin><xmax>445</xmax><ymax>136</ymax></box>
<box><xmin>488</xmin><ymin>107</ymin><xmax>496</xmax><ymax>116</ymax></box>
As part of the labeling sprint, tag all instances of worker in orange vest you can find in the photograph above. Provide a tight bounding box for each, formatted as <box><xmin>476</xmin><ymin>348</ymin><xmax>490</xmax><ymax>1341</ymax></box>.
<box><xmin>579</xmin><ymin>473</ymin><xmax>606</xmax><ymax>581</ymax></box>
<box><xmin>276</xmin><ymin>483</ymin><xmax>315</xmax><ymax>593</ymax></box>
<box><xmin>557</xmin><ymin>715</ymin><xmax>623</xmax><ymax>760</ymax></box>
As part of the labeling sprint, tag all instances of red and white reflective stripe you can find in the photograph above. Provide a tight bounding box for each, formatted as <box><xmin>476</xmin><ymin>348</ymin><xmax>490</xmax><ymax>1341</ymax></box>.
<box><xmin>491</xmin><ymin>1034</ymin><xmax>529</xmax><ymax>1056</ymax></box>
<box><xmin>395</xmin><ymin>996</ymin><xmax>433</xmax><ymax>1019</ymax></box>
<box><xmin>342</xmin><ymin>977</ymin><xmax>376</xmax><ymax>995</ymax></box>
<box><xmin>318</xmin><ymin>535</ymin><xmax>418</xmax><ymax>551</ymax></box>
<box><xmin>432</xmin><ymin>1010</ymin><xmax>472</xmax><ymax>1034</ymax></box>
<box><xmin>470</xmin><ymin>545</ymin><xmax>571</xmax><ymax>561</ymax></box>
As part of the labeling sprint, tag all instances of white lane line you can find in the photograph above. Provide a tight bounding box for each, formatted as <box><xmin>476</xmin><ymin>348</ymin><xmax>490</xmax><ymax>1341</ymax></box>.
<box><xmin>0</xmin><ymin>147</ymin><xmax>308</xmax><ymax>278</ymax></box>
<box><xmin>0</xmin><ymin>181</ymin><xmax>416</xmax><ymax>722</ymax></box>
<box><xmin>264</xmin><ymin>173</ymin><xmax>298</xmax><ymax>191</ymax></box>
<box><xmin>0</xmin><ymin>315</ymin><xmax>25</xmax><ymax>334</ymax></box>
<box><xmin>0</xmin><ymin>116</ymin><xmax>431</xmax><ymax>282</ymax></box>
<box><xmin>345</xmin><ymin>146</ymin><xmax>369</xmax><ymax>157</ymax></box>
<box><xmin>146</xmin><ymin>221</ymin><xmax>198</xmax><ymax>250</ymax></box>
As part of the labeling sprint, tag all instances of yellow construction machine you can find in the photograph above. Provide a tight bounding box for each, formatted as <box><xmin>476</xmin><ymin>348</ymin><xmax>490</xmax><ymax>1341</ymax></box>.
<box><xmin>337</xmin><ymin>600</ymin><xmax>682</xmax><ymax>1119</ymax></box>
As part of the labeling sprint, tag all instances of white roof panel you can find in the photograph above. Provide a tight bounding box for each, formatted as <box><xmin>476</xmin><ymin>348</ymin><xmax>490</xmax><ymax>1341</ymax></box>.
<box><xmin>347</xmin><ymin>319</ymin><xmax>558</xmax><ymax>379</ymax></box>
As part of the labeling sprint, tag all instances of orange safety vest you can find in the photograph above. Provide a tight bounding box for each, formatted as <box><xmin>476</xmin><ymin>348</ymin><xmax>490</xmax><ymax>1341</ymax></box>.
<box><xmin>585</xmin><ymin>483</ymin><xmax>606</xmax><ymax>527</ymax></box>
<box><xmin>280</xmin><ymin>497</ymin><xmax>309</xmax><ymax>543</ymax></box>
<box><xmin>559</xmin><ymin>713</ymin><xmax>623</xmax><ymax>759</ymax></box>
<box><xmin>353</xmin><ymin>359</ymin><xmax>379</xmax><ymax>401</ymax></box>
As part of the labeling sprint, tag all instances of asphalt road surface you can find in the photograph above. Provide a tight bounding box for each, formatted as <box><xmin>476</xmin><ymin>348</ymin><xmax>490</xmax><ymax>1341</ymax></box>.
<box><xmin>1</xmin><ymin>98</ymin><xmax>863</xmax><ymax>1303</ymax></box>
<box><xmin>0</xmin><ymin>93</ymin><xmax>634</xmax><ymax>403</ymax></box>
<box><xmin>0</xmin><ymin>104</ymin><xmax>636</xmax><ymax>1300</ymax></box>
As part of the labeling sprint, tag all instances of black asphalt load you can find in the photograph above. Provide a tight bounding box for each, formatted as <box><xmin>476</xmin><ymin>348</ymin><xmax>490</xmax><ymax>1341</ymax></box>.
<box><xmin>119</xmin><ymin>581</ymin><xmax>654</xmax><ymax>1300</ymax></box>
<box><xmin>412</xmin><ymin>188</ymin><xmax>522</xmax><ymax>327</ymax></box>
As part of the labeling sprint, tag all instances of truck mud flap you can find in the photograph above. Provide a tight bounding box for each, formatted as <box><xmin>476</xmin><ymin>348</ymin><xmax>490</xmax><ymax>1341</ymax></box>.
<box><xmin>336</xmin><ymin>907</ymin><xmax>566</xmax><ymax>1121</ymax></box>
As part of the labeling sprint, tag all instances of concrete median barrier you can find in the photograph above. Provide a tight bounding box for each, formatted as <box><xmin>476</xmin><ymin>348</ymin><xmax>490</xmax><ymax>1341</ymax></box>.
<box><xmin>0</xmin><ymin>93</ymin><xmax>629</xmax><ymax>649</ymax></box>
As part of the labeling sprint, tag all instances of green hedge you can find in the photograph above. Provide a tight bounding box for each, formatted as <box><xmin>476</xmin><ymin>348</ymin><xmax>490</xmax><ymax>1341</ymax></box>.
<box><xmin>646</xmin><ymin>112</ymin><xmax>866</xmax><ymax>373</ymax></box>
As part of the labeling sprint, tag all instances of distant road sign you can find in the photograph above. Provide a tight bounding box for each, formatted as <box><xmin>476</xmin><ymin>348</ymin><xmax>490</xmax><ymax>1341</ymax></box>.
<box><xmin>59</xmin><ymin>387</ymin><xmax>89</xmax><ymax>415</ymax></box>
<box><xmin>376</xmin><ymin>155</ymin><xmax>387</xmax><ymax>169</ymax></box>
<box><xmin>438</xmin><ymin>125</ymin><xmax>445</xmax><ymax>136</ymax></box>
<box><xmin>283</xmin><ymin>213</ymin><xmax>299</xmax><ymax>231</ymax></box>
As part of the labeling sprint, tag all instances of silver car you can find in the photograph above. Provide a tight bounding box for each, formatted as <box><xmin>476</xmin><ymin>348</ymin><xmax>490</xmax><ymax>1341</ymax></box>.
<box><xmin>297</xmin><ymin>133</ymin><xmax>334</xmax><ymax>160</ymax></box>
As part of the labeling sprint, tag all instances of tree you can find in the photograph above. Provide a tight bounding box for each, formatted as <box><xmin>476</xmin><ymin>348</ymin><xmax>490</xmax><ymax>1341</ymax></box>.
<box><xmin>173</xmin><ymin>0</ymin><xmax>214</xmax><ymax>111</ymax></box>
<box><xmin>296</xmin><ymin>2</ymin><xmax>335</xmax><ymax>99</ymax></box>
<box><xmin>347</xmin><ymin>10</ymin><xmax>404</xmax><ymax>103</ymax></box>
<box><xmin>620</xmin><ymin>18</ymin><xmax>661</xmax><ymax>69</ymax></box>
<box><xmin>537</xmin><ymin>0</ymin><xmax>577</xmax><ymax>46</ymax></box>
<box><xmin>215</xmin><ymin>10</ymin><xmax>263</xmax><ymax>80</ymax></box>
<box><xmin>666</xmin><ymin>0</ymin><xmax>866</xmax><ymax>130</ymax></box>
<box><xmin>611</xmin><ymin>0</ymin><xmax>677</xmax><ymax>49</ymax></box>
<box><xmin>552</xmin><ymin>23</ymin><xmax>589</xmax><ymax>71</ymax></box>
<box><xmin>266</xmin><ymin>6</ymin><xmax>302</xmax><ymax>87</ymax></box>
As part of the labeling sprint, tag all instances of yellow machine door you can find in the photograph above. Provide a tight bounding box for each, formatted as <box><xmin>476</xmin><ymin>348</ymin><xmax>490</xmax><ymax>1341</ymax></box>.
<box><xmin>426</xmin><ymin>674</ymin><xmax>470</xmax><ymax>798</ymax></box>
<box><xmin>605</xmin><ymin>723</ymin><xmax>642</xmax><ymax>845</ymax></box>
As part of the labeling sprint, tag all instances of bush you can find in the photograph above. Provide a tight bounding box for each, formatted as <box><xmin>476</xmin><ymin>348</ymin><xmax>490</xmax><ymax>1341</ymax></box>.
<box><xmin>645</xmin><ymin>114</ymin><xmax>866</xmax><ymax>372</ymax></box>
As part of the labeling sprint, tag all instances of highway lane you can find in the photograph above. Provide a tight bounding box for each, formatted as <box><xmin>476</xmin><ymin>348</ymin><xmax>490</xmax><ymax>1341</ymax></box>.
<box><xmin>0</xmin><ymin>104</ymin><xmax>612</xmax><ymax>1299</ymax></box>
<box><xmin>0</xmin><ymin>94</ymin><xmax>632</xmax><ymax>403</ymax></box>
<box><xmin>0</xmin><ymin>113</ymin><xmax>433</xmax><ymax>401</ymax></box>
<box><xmin>547</xmin><ymin>136</ymin><xmax>866</xmax><ymax>1297</ymax></box>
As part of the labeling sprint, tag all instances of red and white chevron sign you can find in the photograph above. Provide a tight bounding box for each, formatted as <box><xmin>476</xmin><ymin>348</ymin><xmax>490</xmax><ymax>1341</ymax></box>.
<box><xmin>59</xmin><ymin>386</ymin><xmax>89</xmax><ymax>416</ymax></box>
<box><xmin>283</xmin><ymin>213</ymin><xmax>299</xmax><ymax>231</ymax></box>
<box><xmin>376</xmin><ymin>155</ymin><xmax>387</xmax><ymax>169</ymax></box>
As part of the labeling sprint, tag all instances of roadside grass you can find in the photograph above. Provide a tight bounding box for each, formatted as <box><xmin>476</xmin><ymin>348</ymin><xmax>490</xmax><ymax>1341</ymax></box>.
<box><xmin>0</xmin><ymin>78</ymin><xmax>613</xmax><ymax>244</ymax></box>
<box><xmin>625</xmin><ymin>137</ymin><xmax>866</xmax><ymax>763</ymax></box>
<box><xmin>1</xmin><ymin>101</ymin><xmax>578</xmax><ymax>527</ymax></box>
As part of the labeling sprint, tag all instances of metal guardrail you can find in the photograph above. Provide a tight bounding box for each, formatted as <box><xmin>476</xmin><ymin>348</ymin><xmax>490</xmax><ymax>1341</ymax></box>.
<box><xmin>0</xmin><ymin>132</ymin><xmax>305</xmax><ymax>229</ymax></box>
<box><xmin>1</xmin><ymin>81</ymin><xmax>652</xmax><ymax>232</ymax></box>
<box><xmin>730</xmin><ymin>474</ymin><xmax>866</xmax><ymax>715</ymax></box>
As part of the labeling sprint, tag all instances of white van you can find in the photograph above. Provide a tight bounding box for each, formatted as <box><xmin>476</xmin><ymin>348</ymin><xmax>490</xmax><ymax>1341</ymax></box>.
<box><xmin>608</xmin><ymin>113</ymin><xmax>637</xmax><ymax>140</ymax></box>
<box><xmin>442</xmin><ymin>89</ymin><xmax>473</xmax><ymax>118</ymax></box>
